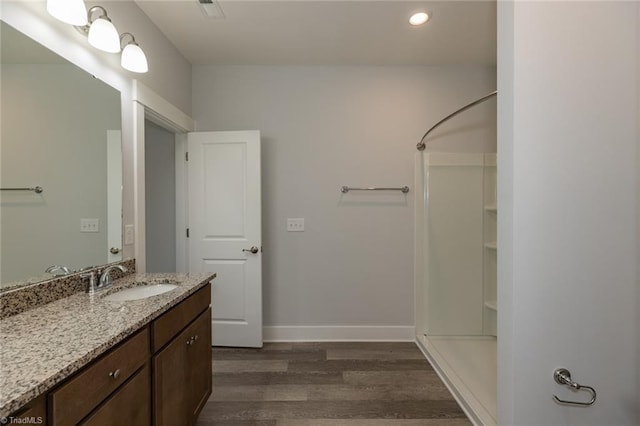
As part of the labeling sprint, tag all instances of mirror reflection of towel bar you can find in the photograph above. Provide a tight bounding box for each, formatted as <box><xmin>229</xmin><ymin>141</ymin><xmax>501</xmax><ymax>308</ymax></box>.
<box><xmin>341</xmin><ymin>186</ymin><xmax>409</xmax><ymax>194</ymax></box>
<box><xmin>1</xmin><ymin>186</ymin><xmax>44</xmax><ymax>194</ymax></box>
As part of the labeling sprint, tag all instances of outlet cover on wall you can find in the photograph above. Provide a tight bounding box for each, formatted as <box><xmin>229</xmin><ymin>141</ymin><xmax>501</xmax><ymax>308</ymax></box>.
<box><xmin>124</xmin><ymin>224</ymin><xmax>135</xmax><ymax>245</ymax></box>
<box><xmin>80</xmin><ymin>218</ymin><xmax>99</xmax><ymax>233</ymax></box>
<box><xmin>287</xmin><ymin>218</ymin><xmax>304</xmax><ymax>232</ymax></box>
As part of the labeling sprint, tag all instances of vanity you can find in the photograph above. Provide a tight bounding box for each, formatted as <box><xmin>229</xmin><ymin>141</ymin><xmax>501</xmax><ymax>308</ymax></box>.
<box><xmin>0</xmin><ymin>19</ymin><xmax>217</xmax><ymax>425</ymax></box>
<box><xmin>0</xmin><ymin>270</ymin><xmax>215</xmax><ymax>425</ymax></box>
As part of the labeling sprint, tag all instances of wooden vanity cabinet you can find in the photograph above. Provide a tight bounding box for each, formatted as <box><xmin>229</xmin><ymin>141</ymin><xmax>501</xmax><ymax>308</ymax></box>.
<box><xmin>8</xmin><ymin>283</ymin><xmax>212</xmax><ymax>426</ymax></box>
<box><xmin>152</xmin><ymin>285</ymin><xmax>212</xmax><ymax>426</ymax></box>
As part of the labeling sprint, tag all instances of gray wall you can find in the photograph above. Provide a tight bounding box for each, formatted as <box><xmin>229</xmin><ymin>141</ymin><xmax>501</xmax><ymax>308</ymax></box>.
<box><xmin>192</xmin><ymin>65</ymin><xmax>496</xmax><ymax>329</ymax></box>
<box><xmin>145</xmin><ymin>121</ymin><xmax>176</xmax><ymax>273</ymax></box>
<box><xmin>1</xmin><ymin>64</ymin><xmax>120</xmax><ymax>282</ymax></box>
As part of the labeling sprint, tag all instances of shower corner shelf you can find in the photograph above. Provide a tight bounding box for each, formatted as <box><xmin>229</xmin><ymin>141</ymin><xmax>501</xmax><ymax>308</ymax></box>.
<box><xmin>484</xmin><ymin>242</ymin><xmax>497</xmax><ymax>250</ymax></box>
<box><xmin>484</xmin><ymin>301</ymin><xmax>497</xmax><ymax>311</ymax></box>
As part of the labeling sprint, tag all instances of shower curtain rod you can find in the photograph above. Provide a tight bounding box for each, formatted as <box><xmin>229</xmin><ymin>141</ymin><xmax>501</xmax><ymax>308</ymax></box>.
<box><xmin>416</xmin><ymin>90</ymin><xmax>497</xmax><ymax>151</ymax></box>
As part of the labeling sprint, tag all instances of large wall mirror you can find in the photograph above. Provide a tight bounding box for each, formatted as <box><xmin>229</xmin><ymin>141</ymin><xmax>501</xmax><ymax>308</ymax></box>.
<box><xmin>0</xmin><ymin>21</ymin><xmax>123</xmax><ymax>289</ymax></box>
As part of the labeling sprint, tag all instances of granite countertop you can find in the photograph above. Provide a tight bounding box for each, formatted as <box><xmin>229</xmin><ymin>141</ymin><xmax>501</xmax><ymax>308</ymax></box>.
<box><xmin>0</xmin><ymin>272</ymin><xmax>215</xmax><ymax>417</ymax></box>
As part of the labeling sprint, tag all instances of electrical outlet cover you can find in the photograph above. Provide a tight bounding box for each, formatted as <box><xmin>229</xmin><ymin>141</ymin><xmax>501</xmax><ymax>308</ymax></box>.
<box><xmin>287</xmin><ymin>218</ymin><xmax>305</xmax><ymax>232</ymax></box>
<box><xmin>80</xmin><ymin>218</ymin><xmax>99</xmax><ymax>233</ymax></box>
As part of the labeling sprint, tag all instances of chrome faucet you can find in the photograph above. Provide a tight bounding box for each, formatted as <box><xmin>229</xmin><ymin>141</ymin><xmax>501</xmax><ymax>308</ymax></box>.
<box><xmin>80</xmin><ymin>264</ymin><xmax>128</xmax><ymax>294</ymax></box>
<box><xmin>45</xmin><ymin>265</ymin><xmax>72</xmax><ymax>277</ymax></box>
<box><xmin>99</xmin><ymin>265</ymin><xmax>128</xmax><ymax>288</ymax></box>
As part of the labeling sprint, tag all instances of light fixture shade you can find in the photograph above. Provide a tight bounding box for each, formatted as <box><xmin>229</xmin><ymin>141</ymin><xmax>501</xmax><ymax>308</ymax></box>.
<box><xmin>88</xmin><ymin>18</ymin><xmax>120</xmax><ymax>53</ymax></box>
<box><xmin>121</xmin><ymin>43</ymin><xmax>149</xmax><ymax>73</ymax></box>
<box><xmin>47</xmin><ymin>0</ymin><xmax>88</xmax><ymax>26</ymax></box>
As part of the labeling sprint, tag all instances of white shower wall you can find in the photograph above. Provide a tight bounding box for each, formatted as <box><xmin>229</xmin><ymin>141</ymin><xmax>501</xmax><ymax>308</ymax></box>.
<box><xmin>417</xmin><ymin>152</ymin><xmax>497</xmax><ymax>337</ymax></box>
<box><xmin>425</xmin><ymin>153</ymin><xmax>484</xmax><ymax>335</ymax></box>
<box><xmin>415</xmin><ymin>151</ymin><xmax>498</xmax><ymax>424</ymax></box>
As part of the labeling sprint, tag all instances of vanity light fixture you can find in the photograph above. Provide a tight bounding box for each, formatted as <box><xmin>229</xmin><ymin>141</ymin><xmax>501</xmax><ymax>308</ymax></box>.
<box><xmin>120</xmin><ymin>33</ymin><xmax>149</xmax><ymax>74</ymax></box>
<box><xmin>409</xmin><ymin>11</ymin><xmax>430</xmax><ymax>26</ymax></box>
<box><xmin>81</xmin><ymin>6</ymin><xmax>121</xmax><ymax>53</ymax></box>
<box><xmin>53</xmin><ymin>3</ymin><xmax>151</xmax><ymax>73</ymax></box>
<box><xmin>47</xmin><ymin>0</ymin><xmax>88</xmax><ymax>26</ymax></box>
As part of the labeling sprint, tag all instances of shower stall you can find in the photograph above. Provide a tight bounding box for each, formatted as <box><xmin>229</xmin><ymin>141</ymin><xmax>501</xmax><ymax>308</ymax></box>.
<box><xmin>414</xmin><ymin>92</ymin><xmax>497</xmax><ymax>425</ymax></box>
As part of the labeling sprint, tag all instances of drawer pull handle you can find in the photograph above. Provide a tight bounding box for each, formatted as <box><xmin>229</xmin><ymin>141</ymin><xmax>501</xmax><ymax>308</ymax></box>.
<box><xmin>186</xmin><ymin>339</ymin><xmax>192</xmax><ymax>346</ymax></box>
<box><xmin>109</xmin><ymin>369</ymin><xmax>121</xmax><ymax>379</ymax></box>
<box><xmin>194</xmin><ymin>335</ymin><xmax>199</xmax><ymax>341</ymax></box>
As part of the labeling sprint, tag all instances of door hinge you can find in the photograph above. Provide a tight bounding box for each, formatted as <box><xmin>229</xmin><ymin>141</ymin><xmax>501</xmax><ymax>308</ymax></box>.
<box><xmin>185</xmin><ymin>152</ymin><xmax>189</xmax><ymax>161</ymax></box>
<box><xmin>186</xmin><ymin>228</ymin><xmax>190</xmax><ymax>238</ymax></box>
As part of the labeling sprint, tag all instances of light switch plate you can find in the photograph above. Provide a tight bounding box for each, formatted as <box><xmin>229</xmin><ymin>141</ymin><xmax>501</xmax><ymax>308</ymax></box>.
<box><xmin>80</xmin><ymin>218</ymin><xmax>99</xmax><ymax>233</ymax></box>
<box><xmin>287</xmin><ymin>218</ymin><xmax>305</xmax><ymax>232</ymax></box>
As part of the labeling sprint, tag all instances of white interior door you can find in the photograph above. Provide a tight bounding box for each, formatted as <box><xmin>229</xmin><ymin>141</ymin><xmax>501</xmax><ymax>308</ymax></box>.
<box><xmin>187</xmin><ymin>131</ymin><xmax>262</xmax><ymax>348</ymax></box>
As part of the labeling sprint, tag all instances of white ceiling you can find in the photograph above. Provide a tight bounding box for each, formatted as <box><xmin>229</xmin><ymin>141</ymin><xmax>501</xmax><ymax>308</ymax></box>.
<box><xmin>135</xmin><ymin>0</ymin><xmax>496</xmax><ymax>66</ymax></box>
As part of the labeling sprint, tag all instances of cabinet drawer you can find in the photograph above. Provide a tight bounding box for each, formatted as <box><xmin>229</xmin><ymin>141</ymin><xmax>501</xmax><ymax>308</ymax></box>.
<box><xmin>151</xmin><ymin>284</ymin><xmax>211</xmax><ymax>352</ymax></box>
<box><xmin>50</xmin><ymin>328</ymin><xmax>150</xmax><ymax>426</ymax></box>
<box><xmin>81</xmin><ymin>364</ymin><xmax>150</xmax><ymax>426</ymax></box>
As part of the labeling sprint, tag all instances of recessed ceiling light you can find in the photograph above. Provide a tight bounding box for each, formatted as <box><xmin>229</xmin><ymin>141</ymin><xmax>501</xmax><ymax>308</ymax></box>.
<box><xmin>409</xmin><ymin>12</ymin><xmax>430</xmax><ymax>26</ymax></box>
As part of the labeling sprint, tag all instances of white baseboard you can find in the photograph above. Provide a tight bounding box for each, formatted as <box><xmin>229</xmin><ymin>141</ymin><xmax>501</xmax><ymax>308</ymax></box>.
<box><xmin>263</xmin><ymin>326</ymin><xmax>415</xmax><ymax>342</ymax></box>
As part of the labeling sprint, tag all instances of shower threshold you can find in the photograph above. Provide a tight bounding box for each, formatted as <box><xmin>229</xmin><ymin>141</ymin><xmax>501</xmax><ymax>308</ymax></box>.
<box><xmin>416</xmin><ymin>334</ymin><xmax>497</xmax><ymax>426</ymax></box>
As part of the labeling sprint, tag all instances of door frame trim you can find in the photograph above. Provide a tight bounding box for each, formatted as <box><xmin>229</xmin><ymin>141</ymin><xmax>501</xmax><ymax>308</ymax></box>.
<box><xmin>132</xmin><ymin>81</ymin><xmax>194</xmax><ymax>273</ymax></box>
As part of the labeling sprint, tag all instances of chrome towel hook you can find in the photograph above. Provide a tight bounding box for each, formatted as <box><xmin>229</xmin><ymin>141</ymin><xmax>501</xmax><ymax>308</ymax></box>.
<box><xmin>552</xmin><ymin>368</ymin><xmax>597</xmax><ymax>406</ymax></box>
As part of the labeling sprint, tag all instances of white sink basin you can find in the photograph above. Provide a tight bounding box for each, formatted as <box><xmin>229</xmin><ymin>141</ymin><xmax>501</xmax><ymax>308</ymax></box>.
<box><xmin>103</xmin><ymin>284</ymin><xmax>178</xmax><ymax>302</ymax></box>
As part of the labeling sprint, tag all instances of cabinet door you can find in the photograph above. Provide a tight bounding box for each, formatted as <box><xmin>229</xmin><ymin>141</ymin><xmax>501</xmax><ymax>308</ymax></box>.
<box><xmin>9</xmin><ymin>394</ymin><xmax>47</xmax><ymax>426</ymax></box>
<box><xmin>188</xmin><ymin>308</ymin><xmax>212</xmax><ymax>420</ymax></box>
<box><xmin>153</xmin><ymin>308</ymin><xmax>212</xmax><ymax>426</ymax></box>
<box><xmin>153</xmin><ymin>330</ymin><xmax>190</xmax><ymax>426</ymax></box>
<box><xmin>81</xmin><ymin>364</ymin><xmax>150</xmax><ymax>426</ymax></box>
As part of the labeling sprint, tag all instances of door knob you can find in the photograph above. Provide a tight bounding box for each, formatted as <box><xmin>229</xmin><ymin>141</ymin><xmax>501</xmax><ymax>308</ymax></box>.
<box><xmin>242</xmin><ymin>246</ymin><xmax>259</xmax><ymax>254</ymax></box>
<box><xmin>110</xmin><ymin>247</ymin><xmax>121</xmax><ymax>254</ymax></box>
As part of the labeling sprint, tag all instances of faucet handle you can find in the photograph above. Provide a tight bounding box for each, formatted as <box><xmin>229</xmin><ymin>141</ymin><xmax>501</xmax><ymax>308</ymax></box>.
<box><xmin>99</xmin><ymin>270</ymin><xmax>113</xmax><ymax>288</ymax></box>
<box><xmin>46</xmin><ymin>265</ymin><xmax>72</xmax><ymax>276</ymax></box>
<box><xmin>98</xmin><ymin>264</ymin><xmax>128</xmax><ymax>288</ymax></box>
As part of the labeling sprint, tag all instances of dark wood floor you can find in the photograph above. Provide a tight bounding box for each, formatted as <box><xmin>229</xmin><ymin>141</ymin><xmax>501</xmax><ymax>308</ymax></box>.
<box><xmin>196</xmin><ymin>342</ymin><xmax>470</xmax><ymax>425</ymax></box>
